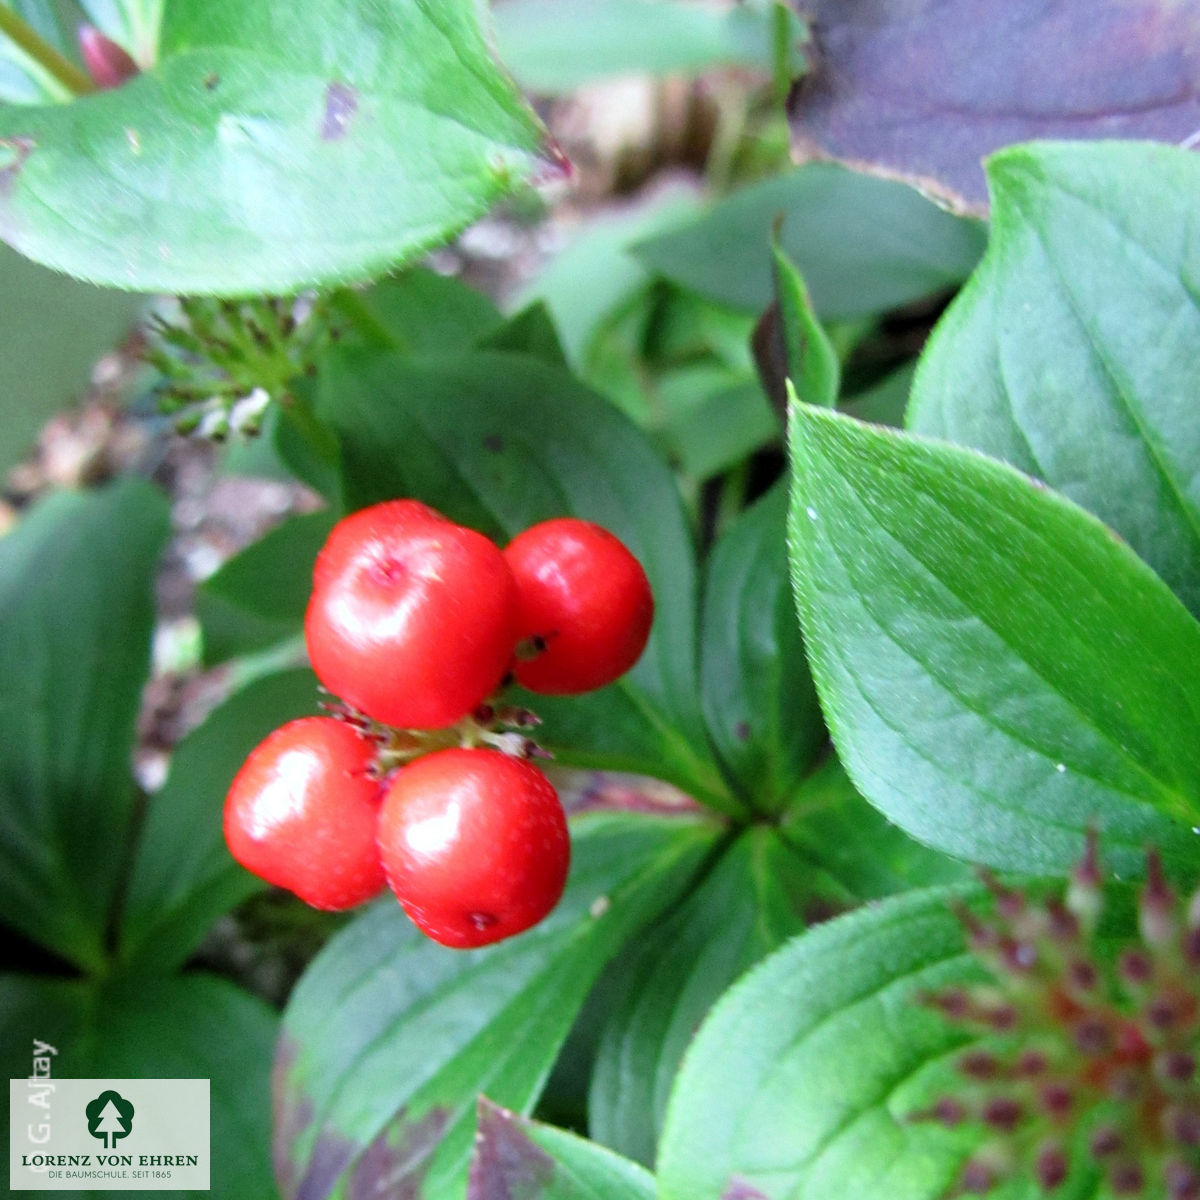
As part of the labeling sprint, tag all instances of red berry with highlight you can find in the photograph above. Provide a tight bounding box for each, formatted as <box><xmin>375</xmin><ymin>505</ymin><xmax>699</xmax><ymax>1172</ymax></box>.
<box><xmin>377</xmin><ymin>748</ymin><xmax>570</xmax><ymax>948</ymax></box>
<box><xmin>306</xmin><ymin>500</ymin><xmax>519</xmax><ymax>729</ymax></box>
<box><xmin>224</xmin><ymin>717</ymin><xmax>385</xmax><ymax>910</ymax></box>
<box><xmin>504</xmin><ymin>517</ymin><xmax>653</xmax><ymax>695</ymax></box>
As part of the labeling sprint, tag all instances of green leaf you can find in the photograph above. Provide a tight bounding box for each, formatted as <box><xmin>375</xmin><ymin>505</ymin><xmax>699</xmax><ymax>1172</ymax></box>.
<box><xmin>580</xmin><ymin>284</ymin><xmax>774</xmax><ymax>482</ymax></box>
<box><xmin>477</xmin><ymin>301</ymin><xmax>569</xmax><ymax>367</ymax></box>
<box><xmin>656</xmin><ymin>885</ymin><xmax>988</xmax><ymax>1200</ymax></box>
<box><xmin>646</xmin><ymin>287</ymin><xmax>759</xmax><ymax>373</ymax></box>
<box><xmin>700</xmin><ymin>482</ymin><xmax>824</xmax><ymax>811</ymax></box>
<box><xmin>0</xmin><ymin>0</ymin><xmax>547</xmax><ymax>293</ymax></box>
<box><xmin>787</xmin><ymin>405</ymin><xmax>1200</xmax><ymax>878</ymax></box>
<box><xmin>772</xmin><ymin>243</ymin><xmax>838</xmax><ymax>408</ymax></box>
<box><xmin>119</xmin><ymin>668</ymin><xmax>321</xmax><ymax>972</ymax></box>
<box><xmin>492</xmin><ymin>0</ymin><xmax>805</xmax><ymax>94</ymax></box>
<box><xmin>316</xmin><ymin>348</ymin><xmax>732</xmax><ymax>810</ymax></box>
<box><xmin>516</xmin><ymin>196</ymin><xmax>699</xmax><ymax>366</ymax></box>
<box><xmin>780</xmin><ymin>756</ymin><xmax>968</xmax><ymax>902</ymax></box>
<box><xmin>633</xmin><ymin>164</ymin><xmax>986</xmax><ymax>318</ymax></box>
<box><xmin>274</xmin><ymin>810</ymin><xmax>716</xmax><ymax>1200</ymax></box>
<box><xmin>0</xmin><ymin>479</ymin><xmax>168</xmax><ymax>969</ymax></box>
<box><xmin>335</xmin><ymin>268</ymin><xmax>503</xmax><ymax>354</ymax></box>
<box><xmin>841</xmin><ymin>361</ymin><xmax>915</xmax><ymax>429</ymax></box>
<box><xmin>657</xmin><ymin>373</ymin><xmax>779</xmax><ymax>483</ymax></box>
<box><xmin>0</xmin><ymin>970</ymin><xmax>277</xmax><ymax>1199</ymax></box>
<box><xmin>589</xmin><ymin>761</ymin><xmax>965</xmax><ymax>1168</ymax></box>
<box><xmin>909</xmin><ymin>141</ymin><xmax>1200</xmax><ymax>618</ymax></box>
<box><xmin>588</xmin><ymin>827</ymin><xmax>810</xmax><ymax>1167</ymax></box>
<box><xmin>0</xmin><ymin>244</ymin><xmax>144</xmax><ymax>476</ymax></box>
<box><xmin>196</xmin><ymin>509</ymin><xmax>334</xmax><ymax>665</ymax></box>
<box><xmin>271</xmin><ymin>391</ymin><xmax>343</xmax><ymax>503</ymax></box>
<box><xmin>469</xmin><ymin>1100</ymin><xmax>655</xmax><ymax>1200</ymax></box>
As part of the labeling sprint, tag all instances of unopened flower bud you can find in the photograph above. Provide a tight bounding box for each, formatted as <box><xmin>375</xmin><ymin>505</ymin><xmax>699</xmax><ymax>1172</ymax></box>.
<box><xmin>1165</xmin><ymin>1158</ymin><xmax>1200</xmax><ymax>1200</ymax></box>
<box><xmin>78</xmin><ymin>25</ymin><xmax>139</xmax><ymax>89</ymax></box>
<box><xmin>1139</xmin><ymin>850</ymin><xmax>1177</xmax><ymax>947</ymax></box>
<box><xmin>1088</xmin><ymin>1125</ymin><xmax>1121</xmax><ymax>1158</ymax></box>
<box><xmin>958</xmin><ymin>1157</ymin><xmax>997</xmax><ymax>1194</ymax></box>
<box><xmin>1066</xmin><ymin>829</ymin><xmax>1103</xmax><ymax>933</ymax></box>
<box><xmin>1034</xmin><ymin>1142</ymin><xmax>1068</xmax><ymax>1189</ymax></box>
<box><xmin>1109</xmin><ymin>1160</ymin><xmax>1145</xmax><ymax>1194</ymax></box>
<box><xmin>1157</xmin><ymin>1051</ymin><xmax>1196</xmax><ymax>1085</ymax></box>
<box><xmin>982</xmin><ymin>1096</ymin><xmax>1023</xmax><ymax>1132</ymax></box>
<box><xmin>1118</xmin><ymin>948</ymin><xmax>1154</xmax><ymax>985</ymax></box>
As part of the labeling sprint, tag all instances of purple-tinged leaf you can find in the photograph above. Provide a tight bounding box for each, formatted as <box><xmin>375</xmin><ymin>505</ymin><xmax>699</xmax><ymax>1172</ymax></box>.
<box><xmin>791</xmin><ymin>0</ymin><xmax>1200</xmax><ymax>212</ymax></box>
<box><xmin>468</xmin><ymin>1099</ymin><xmax>654</xmax><ymax>1200</ymax></box>
<box><xmin>274</xmin><ymin>810</ymin><xmax>716</xmax><ymax>1200</ymax></box>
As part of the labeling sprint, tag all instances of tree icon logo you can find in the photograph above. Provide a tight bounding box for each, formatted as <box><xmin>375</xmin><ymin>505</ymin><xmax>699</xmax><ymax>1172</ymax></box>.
<box><xmin>85</xmin><ymin>1090</ymin><xmax>135</xmax><ymax>1149</ymax></box>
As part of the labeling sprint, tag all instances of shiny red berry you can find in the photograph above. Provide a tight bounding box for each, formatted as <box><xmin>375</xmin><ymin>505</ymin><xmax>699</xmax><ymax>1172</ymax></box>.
<box><xmin>504</xmin><ymin>517</ymin><xmax>653</xmax><ymax>695</ymax></box>
<box><xmin>224</xmin><ymin>717</ymin><xmax>385</xmax><ymax>910</ymax></box>
<box><xmin>305</xmin><ymin>501</ymin><xmax>519</xmax><ymax>729</ymax></box>
<box><xmin>377</xmin><ymin>748</ymin><xmax>570</xmax><ymax>948</ymax></box>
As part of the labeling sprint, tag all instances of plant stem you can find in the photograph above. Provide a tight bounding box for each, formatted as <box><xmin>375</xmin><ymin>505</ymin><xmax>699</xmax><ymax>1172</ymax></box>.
<box><xmin>770</xmin><ymin>1</ymin><xmax>800</xmax><ymax>108</ymax></box>
<box><xmin>0</xmin><ymin>4</ymin><xmax>94</xmax><ymax>96</ymax></box>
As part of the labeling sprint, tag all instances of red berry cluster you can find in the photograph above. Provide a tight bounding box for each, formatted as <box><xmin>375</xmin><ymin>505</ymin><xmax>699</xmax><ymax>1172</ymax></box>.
<box><xmin>223</xmin><ymin>500</ymin><xmax>654</xmax><ymax>948</ymax></box>
<box><xmin>916</xmin><ymin>834</ymin><xmax>1200</xmax><ymax>1198</ymax></box>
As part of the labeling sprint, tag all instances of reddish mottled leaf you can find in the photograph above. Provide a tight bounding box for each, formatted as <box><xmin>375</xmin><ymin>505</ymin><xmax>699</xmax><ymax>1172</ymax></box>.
<box><xmin>790</xmin><ymin>0</ymin><xmax>1200</xmax><ymax>211</ymax></box>
<box><xmin>468</xmin><ymin>1099</ymin><xmax>654</xmax><ymax>1200</ymax></box>
<box><xmin>468</xmin><ymin>1102</ymin><xmax>555</xmax><ymax>1200</ymax></box>
<box><xmin>273</xmin><ymin>812</ymin><xmax>716</xmax><ymax>1200</ymax></box>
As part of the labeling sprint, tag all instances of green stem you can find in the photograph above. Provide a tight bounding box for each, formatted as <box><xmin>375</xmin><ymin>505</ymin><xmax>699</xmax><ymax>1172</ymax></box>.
<box><xmin>0</xmin><ymin>4</ymin><xmax>94</xmax><ymax>96</ymax></box>
<box><xmin>770</xmin><ymin>1</ymin><xmax>793</xmax><ymax>108</ymax></box>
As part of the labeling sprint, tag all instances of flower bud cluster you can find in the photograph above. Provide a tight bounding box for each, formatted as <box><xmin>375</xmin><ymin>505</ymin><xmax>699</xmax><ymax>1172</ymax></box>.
<box><xmin>916</xmin><ymin>833</ymin><xmax>1200</xmax><ymax>1198</ymax></box>
<box><xmin>147</xmin><ymin>295</ymin><xmax>331</xmax><ymax>438</ymax></box>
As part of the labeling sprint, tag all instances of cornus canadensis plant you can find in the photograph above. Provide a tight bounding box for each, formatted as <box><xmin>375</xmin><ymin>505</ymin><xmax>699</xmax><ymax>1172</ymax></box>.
<box><xmin>3</xmin><ymin>0</ymin><xmax>1200</xmax><ymax>1188</ymax></box>
<box><xmin>917</xmin><ymin>836</ymin><xmax>1200</xmax><ymax>1199</ymax></box>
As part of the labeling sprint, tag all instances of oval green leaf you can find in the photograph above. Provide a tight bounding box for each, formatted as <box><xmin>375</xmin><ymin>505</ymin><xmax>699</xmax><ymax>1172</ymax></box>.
<box><xmin>700</xmin><ymin>482</ymin><xmax>824</xmax><ymax>813</ymax></box>
<box><xmin>632</xmin><ymin>164</ymin><xmax>986</xmax><ymax>319</ymax></box>
<box><xmin>0</xmin><ymin>479</ymin><xmax>168</xmax><ymax>969</ymax></box>
<box><xmin>910</xmin><ymin>141</ymin><xmax>1200</xmax><ymax>618</ymax></box>
<box><xmin>0</xmin><ymin>0</ymin><xmax>547</xmax><ymax>293</ymax></box>
<box><xmin>788</xmin><ymin>404</ymin><xmax>1200</xmax><ymax>878</ymax></box>
<box><xmin>590</xmin><ymin>760</ymin><xmax>965</xmax><ymax>1168</ymax></box>
<box><xmin>657</xmin><ymin>886</ymin><xmax>987</xmax><ymax>1200</ymax></box>
<box><xmin>587</xmin><ymin>827</ymin><xmax>812</xmax><ymax>1167</ymax></box>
